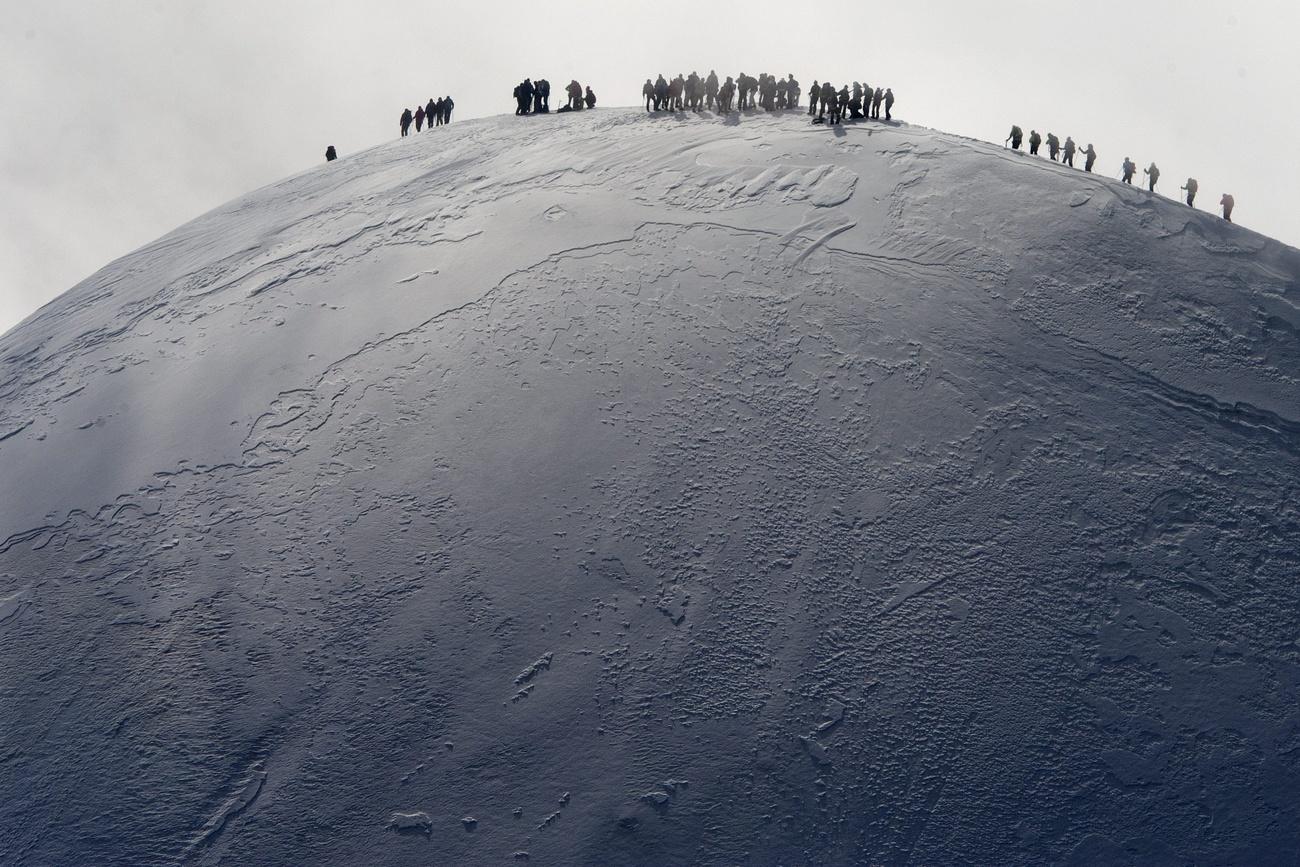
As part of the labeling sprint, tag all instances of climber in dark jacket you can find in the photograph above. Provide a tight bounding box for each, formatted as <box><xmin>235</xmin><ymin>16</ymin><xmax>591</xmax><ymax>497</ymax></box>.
<box><xmin>1028</xmin><ymin>130</ymin><xmax>1042</xmax><ymax>155</ymax></box>
<box><xmin>585</xmin><ymin>86</ymin><xmax>597</xmax><ymax>109</ymax></box>
<box><xmin>325</xmin><ymin>145</ymin><xmax>337</xmax><ymax>162</ymax></box>
<box><xmin>1007</xmin><ymin>125</ymin><xmax>1023</xmax><ymax>150</ymax></box>
<box><xmin>1144</xmin><ymin>161</ymin><xmax>1160</xmax><ymax>192</ymax></box>
<box><xmin>1220</xmin><ymin>193</ymin><xmax>1234</xmax><ymax>222</ymax></box>
<box><xmin>884</xmin><ymin>88</ymin><xmax>895</xmax><ymax>120</ymax></box>
<box><xmin>1121</xmin><ymin>157</ymin><xmax>1136</xmax><ymax>184</ymax></box>
<box><xmin>400</xmin><ymin>108</ymin><xmax>413</xmax><ymax>137</ymax></box>
<box><xmin>1082</xmin><ymin>143</ymin><xmax>1097</xmax><ymax>173</ymax></box>
<box><xmin>1181</xmin><ymin>178</ymin><xmax>1198</xmax><ymax>207</ymax></box>
<box><xmin>426</xmin><ymin>98</ymin><xmax>437</xmax><ymax>127</ymax></box>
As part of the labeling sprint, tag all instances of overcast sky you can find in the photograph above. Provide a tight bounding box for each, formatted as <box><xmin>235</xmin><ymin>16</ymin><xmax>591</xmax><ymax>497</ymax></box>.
<box><xmin>2</xmin><ymin>0</ymin><xmax>1297</xmax><ymax>335</ymax></box>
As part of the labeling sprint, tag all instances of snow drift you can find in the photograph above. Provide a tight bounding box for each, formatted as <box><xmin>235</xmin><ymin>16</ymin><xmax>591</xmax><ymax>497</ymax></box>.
<box><xmin>2</xmin><ymin>108</ymin><xmax>1300</xmax><ymax>865</ymax></box>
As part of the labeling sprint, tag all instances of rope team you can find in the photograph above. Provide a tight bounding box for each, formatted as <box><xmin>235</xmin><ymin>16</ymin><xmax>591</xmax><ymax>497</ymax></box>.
<box><xmin>1006</xmin><ymin>125</ymin><xmax>1235</xmax><ymax>222</ymax></box>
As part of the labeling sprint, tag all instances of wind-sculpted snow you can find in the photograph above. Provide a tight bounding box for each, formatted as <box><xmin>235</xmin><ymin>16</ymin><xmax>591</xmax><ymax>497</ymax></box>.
<box><xmin>2</xmin><ymin>109</ymin><xmax>1300</xmax><ymax>866</ymax></box>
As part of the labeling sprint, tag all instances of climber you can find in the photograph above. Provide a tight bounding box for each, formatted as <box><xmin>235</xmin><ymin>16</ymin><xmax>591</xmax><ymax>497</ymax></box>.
<box><xmin>399</xmin><ymin>108</ymin><xmax>413</xmax><ymax>137</ymax></box>
<box><xmin>426</xmin><ymin>98</ymin><xmax>437</xmax><ymax>127</ymax></box>
<box><xmin>719</xmin><ymin>76</ymin><xmax>735</xmax><ymax>112</ymax></box>
<box><xmin>442</xmin><ymin>96</ymin><xmax>454</xmax><ymax>124</ymax></box>
<box><xmin>1028</xmin><ymin>130</ymin><xmax>1042</xmax><ymax>155</ymax></box>
<box><xmin>567</xmin><ymin>80</ymin><xmax>583</xmax><ymax>110</ymax></box>
<box><xmin>434</xmin><ymin>97</ymin><xmax>445</xmax><ymax>126</ymax></box>
<box><xmin>1007</xmin><ymin>125</ymin><xmax>1024</xmax><ymax>150</ymax></box>
<box><xmin>643</xmin><ymin>79</ymin><xmax>654</xmax><ymax>112</ymax></box>
<box><xmin>585</xmin><ymin>86</ymin><xmax>597</xmax><ymax>109</ymax></box>
<box><xmin>536</xmin><ymin>80</ymin><xmax>550</xmax><ymax>112</ymax></box>
<box><xmin>1181</xmin><ymin>178</ymin><xmax>1198</xmax><ymax>207</ymax></box>
<box><xmin>835</xmin><ymin>85</ymin><xmax>850</xmax><ymax>124</ymax></box>
<box><xmin>1121</xmin><ymin>157</ymin><xmax>1136</xmax><ymax>184</ymax></box>
<box><xmin>1062</xmin><ymin>136</ymin><xmax>1077</xmax><ymax>168</ymax></box>
<box><xmin>1144</xmin><ymin>161</ymin><xmax>1160</xmax><ymax>192</ymax></box>
<box><xmin>325</xmin><ymin>145</ymin><xmax>337</xmax><ymax>162</ymax></box>
<box><xmin>1220</xmin><ymin>193</ymin><xmax>1235</xmax><ymax>222</ymax></box>
<box><xmin>705</xmin><ymin>70</ymin><xmax>720</xmax><ymax>110</ymax></box>
<box><xmin>788</xmin><ymin>74</ymin><xmax>800</xmax><ymax>108</ymax></box>
<box><xmin>654</xmin><ymin>75</ymin><xmax>668</xmax><ymax>111</ymax></box>
<box><xmin>1046</xmin><ymin>133</ymin><xmax>1060</xmax><ymax>161</ymax></box>
<box><xmin>808</xmin><ymin>82</ymin><xmax>821</xmax><ymax>117</ymax></box>
<box><xmin>872</xmin><ymin>87</ymin><xmax>884</xmax><ymax>119</ymax></box>
<box><xmin>1082</xmin><ymin>143</ymin><xmax>1097</xmax><ymax>173</ymax></box>
<box><xmin>414</xmin><ymin>104</ymin><xmax>426</xmax><ymax>131</ymax></box>
<box><xmin>849</xmin><ymin>84</ymin><xmax>864</xmax><ymax>119</ymax></box>
<box><xmin>884</xmin><ymin>88</ymin><xmax>895</xmax><ymax>120</ymax></box>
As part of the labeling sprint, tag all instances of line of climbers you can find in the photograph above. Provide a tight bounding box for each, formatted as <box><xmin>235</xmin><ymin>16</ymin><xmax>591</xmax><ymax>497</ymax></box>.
<box><xmin>514</xmin><ymin>79</ymin><xmax>595</xmax><ymax>114</ymax></box>
<box><xmin>808</xmin><ymin>81</ymin><xmax>894</xmax><ymax>125</ymax></box>
<box><xmin>400</xmin><ymin>96</ymin><xmax>456</xmax><ymax>137</ymax></box>
<box><xmin>642</xmin><ymin>72</ymin><xmax>802</xmax><ymax>113</ymax></box>
<box><xmin>1006</xmin><ymin>125</ymin><xmax>1235</xmax><ymax>222</ymax></box>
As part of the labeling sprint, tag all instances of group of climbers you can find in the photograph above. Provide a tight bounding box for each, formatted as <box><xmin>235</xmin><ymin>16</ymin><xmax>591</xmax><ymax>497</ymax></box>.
<box><xmin>642</xmin><ymin>72</ymin><xmax>803</xmax><ymax>113</ymax></box>
<box><xmin>399</xmin><ymin>96</ymin><xmax>455</xmax><ymax>137</ymax></box>
<box><xmin>809</xmin><ymin>81</ymin><xmax>894</xmax><ymax>125</ymax></box>
<box><xmin>511</xmin><ymin>77</ymin><xmax>596</xmax><ymax>115</ymax></box>
<box><xmin>513</xmin><ymin>78</ymin><xmax>552</xmax><ymax>114</ymax></box>
<box><xmin>1007</xmin><ymin>125</ymin><xmax>1235</xmax><ymax>222</ymax></box>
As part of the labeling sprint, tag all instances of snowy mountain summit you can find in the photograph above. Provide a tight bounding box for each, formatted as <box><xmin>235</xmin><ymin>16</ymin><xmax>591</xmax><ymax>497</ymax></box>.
<box><xmin>2</xmin><ymin>108</ymin><xmax>1300</xmax><ymax>865</ymax></box>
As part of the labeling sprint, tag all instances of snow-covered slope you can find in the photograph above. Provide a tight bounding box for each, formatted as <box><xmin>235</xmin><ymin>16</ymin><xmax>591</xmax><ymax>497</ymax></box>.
<box><xmin>3</xmin><ymin>108</ymin><xmax>1300</xmax><ymax>866</ymax></box>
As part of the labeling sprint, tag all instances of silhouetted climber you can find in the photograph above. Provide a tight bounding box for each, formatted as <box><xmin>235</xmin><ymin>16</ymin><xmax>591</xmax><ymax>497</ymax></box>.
<box><xmin>643</xmin><ymin>79</ymin><xmax>654</xmax><ymax>112</ymax></box>
<box><xmin>1220</xmin><ymin>193</ymin><xmax>1234</xmax><ymax>222</ymax></box>
<box><xmin>567</xmin><ymin>80</ymin><xmax>583</xmax><ymax>110</ymax></box>
<box><xmin>736</xmin><ymin>73</ymin><xmax>750</xmax><ymax>110</ymax></box>
<box><xmin>1062</xmin><ymin>136</ymin><xmax>1076</xmax><ymax>167</ymax></box>
<box><xmin>1082</xmin><ymin>143</ymin><xmax>1097</xmax><ymax>173</ymax></box>
<box><xmin>872</xmin><ymin>87</ymin><xmax>884</xmax><ymax>119</ymax></box>
<box><xmin>776</xmin><ymin>77</ymin><xmax>790</xmax><ymax>109</ymax></box>
<box><xmin>400</xmin><ymin>108</ymin><xmax>413</xmax><ymax>137</ymax></box>
<box><xmin>849</xmin><ymin>83</ymin><xmax>865</xmax><ymax>119</ymax></box>
<box><xmin>442</xmin><ymin>96</ymin><xmax>454</xmax><ymax>124</ymax></box>
<box><xmin>705</xmin><ymin>70</ymin><xmax>720</xmax><ymax>110</ymax></box>
<box><xmin>426</xmin><ymin>98</ymin><xmax>437</xmax><ymax>127</ymax></box>
<box><xmin>1007</xmin><ymin>125</ymin><xmax>1024</xmax><ymax>150</ymax></box>
<box><xmin>808</xmin><ymin>82</ymin><xmax>821</xmax><ymax>117</ymax></box>
<box><xmin>1181</xmin><ymin>178</ymin><xmax>1198</xmax><ymax>207</ymax></box>
<box><xmin>719</xmin><ymin>76</ymin><xmax>736</xmax><ymax>112</ymax></box>
<box><xmin>1028</xmin><ymin>130</ymin><xmax>1042</xmax><ymax>155</ymax></box>
<box><xmin>516</xmin><ymin>79</ymin><xmax>535</xmax><ymax>115</ymax></box>
<box><xmin>585</xmin><ymin>86</ymin><xmax>597</xmax><ymax>109</ymax></box>
<box><xmin>1121</xmin><ymin>157</ymin><xmax>1136</xmax><ymax>184</ymax></box>
<box><xmin>537</xmin><ymin>80</ymin><xmax>550</xmax><ymax>112</ymax></box>
<box><xmin>788</xmin><ymin>74</ymin><xmax>800</xmax><ymax>108</ymax></box>
<box><xmin>325</xmin><ymin>145</ymin><xmax>337</xmax><ymax>162</ymax></box>
<box><xmin>835</xmin><ymin>85</ymin><xmax>850</xmax><ymax>123</ymax></box>
<box><xmin>1144</xmin><ymin>161</ymin><xmax>1160</xmax><ymax>192</ymax></box>
<box><xmin>673</xmin><ymin>74</ymin><xmax>686</xmax><ymax>110</ymax></box>
<box><xmin>654</xmin><ymin>75</ymin><xmax>668</xmax><ymax>111</ymax></box>
<box><xmin>414</xmin><ymin>105</ymin><xmax>426</xmax><ymax>131</ymax></box>
<box><xmin>533</xmin><ymin>78</ymin><xmax>546</xmax><ymax>113</ymax></box>
<box><xmin>1046</xmin><ymin>133</ymin><xmax>1060</xmax><ymax>161</ymax></box>
<box><xmin>434</xmin><ymin>97</ymin><xmax>446</xmax><ymax>126</ymax></box>
<box><xmin>821</xmin><ymin>81</ymin><xmax>836</xmax><ymax>121</ymax></box>
<box><xmin>884</xmin><ymin>88</ymin><xmax>895</xmax><ymax>120</ymax></box>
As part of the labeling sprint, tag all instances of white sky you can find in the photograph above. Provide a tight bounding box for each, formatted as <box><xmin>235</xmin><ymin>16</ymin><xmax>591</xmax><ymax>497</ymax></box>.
<box><xmin>2</xmin><ymin>0</ymin><xmax>1298</xmax><ymax>335</ymax></box>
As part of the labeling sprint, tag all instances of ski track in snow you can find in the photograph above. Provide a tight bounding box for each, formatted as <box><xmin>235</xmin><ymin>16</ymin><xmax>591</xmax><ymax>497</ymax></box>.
<box><xmin>1</xmin><ymin>108</ymin><xmax>1300</xmax><ymax>866</ymax></box>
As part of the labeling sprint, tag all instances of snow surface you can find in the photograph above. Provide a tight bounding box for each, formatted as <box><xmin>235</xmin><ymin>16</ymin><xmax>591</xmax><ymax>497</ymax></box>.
<box><xmin>2</xmin><ymin>107</ymin><xmax>1300</xmax><ymax>865</ymax></box>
